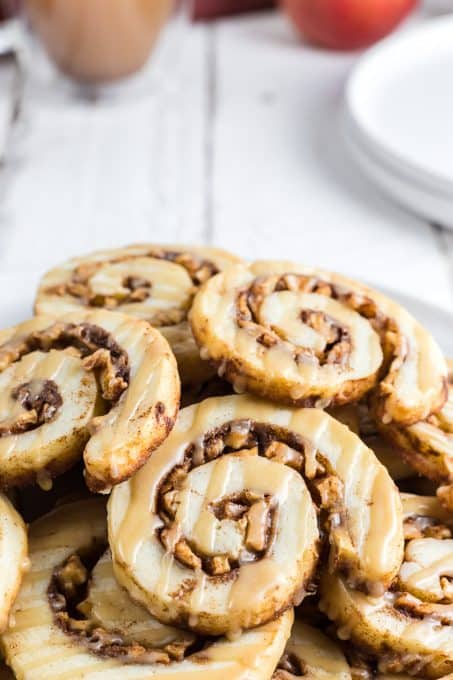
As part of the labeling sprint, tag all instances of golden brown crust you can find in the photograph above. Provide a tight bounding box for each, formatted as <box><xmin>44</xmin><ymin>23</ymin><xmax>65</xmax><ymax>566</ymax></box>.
<box><xmin>109</xmin><ymin>396</ymin><xmax>403</xmax><ymax>637</ymax></box>
<box><xmin>190</xmin><ymin>262</ymin><xmax>447</xmax><ymax>426</ymax></box>
<box><xmin>35</xmin><ymin>244</ymin><xmax>242</xmax><ymax>386</ymax></box>
<box><xmin>0</xmin><ymin>310</ymin><xmax>180</xmax><ymax>493</ymax></box>
<box><xmin>378</xmin><ymin>361</ymin><xmax>453</xmax><ymax>498</ymax></box>
<box><xmin>2</xmin><ymin>499</ymin><xmax>293</xmax><ymax>680</ymax></box>
<box><xmin>319</xmin><ymin>494</ymin><xmax>453</xmax><ymax>679</ymax></box>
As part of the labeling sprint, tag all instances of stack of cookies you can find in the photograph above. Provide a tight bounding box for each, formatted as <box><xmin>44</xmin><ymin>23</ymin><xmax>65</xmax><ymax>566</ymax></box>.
<box><xmin>0</xmin><ymin>245</ymin><xmax>451</xmax><ymax>680</ymax></box>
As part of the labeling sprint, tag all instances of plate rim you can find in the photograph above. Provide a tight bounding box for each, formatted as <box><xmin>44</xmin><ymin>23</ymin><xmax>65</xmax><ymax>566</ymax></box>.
<box><xmin>345</xmin><ymin>15</ymin><xmax>453</xmax><ymax>195</ymax></box>
<box><xmin>341</xmin><ymin>108</ymin><xmax>453</xmax><ymax>230</ymax></box>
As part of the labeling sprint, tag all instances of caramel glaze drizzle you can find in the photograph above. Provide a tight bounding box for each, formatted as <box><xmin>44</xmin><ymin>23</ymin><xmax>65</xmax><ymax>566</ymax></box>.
<box><xmin>155</xmin><ymin>418</ymin><xmax>344</xmax><ymax>583</ymax></box>
<box><xmin>236</xmin><ymin>273</ymin><xmax>393</xmax><ymax>374</ymax></box>
<box><xmin>46</xmin><ymin>249</ymin><xmax>220</xmax><ymax>318</ymax></box>
<box><xmin>391</xmin><ymin>509</ymin><xmax>453</xmax><ymax>626</ymax></box>
<box><xmin>0</xmin><ymin>322</ymin><xmax>130</xmax><ymax>404</ymax></box>
<box><xmin>48</xmin><ymin>549</ymin><xmax>207</xmax><ymax>665</ymax></box>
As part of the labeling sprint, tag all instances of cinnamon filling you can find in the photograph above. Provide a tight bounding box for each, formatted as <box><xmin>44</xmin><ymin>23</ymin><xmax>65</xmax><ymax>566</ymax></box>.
<box><xmin>157</xmin><ymin>419</ymin><xmax>346</xmax><ymax>579</ymax></box>
<box><xmin>45</xmin><ymin>249</ymin><xmax>219</xmax><ymax>321</ymax></box>
<box><xmin>0</xmin><ymin>323</ymin><xmax>129</xmax><ymax>403</ymax></box>
<box><xmin>48</xmin><ymin>550</ymin><xmax>205</xmax><ymax>664</ymax></box>
<box><xmin>403</xmin><ymin>515</ymin><xmax>451</xmax><ymax>541</ymax></box>
<box><xmin>300</xmin><ymin>310</ymin><xmax>351</xmax><ymax>365</ymax></box>
<box><xmin>0</xmin><ymin>379</ymin><xmax>62</xmax><ymax>436</ymax></box>
<box><xmin>235</xmin><ymin>274</ymin><xmax>393</xmax><ymax>368</ymax></box>
<box><xmin>273</xmin><ymin>652</ymin><xmax>306</xmax><ymax>677</ymax></box>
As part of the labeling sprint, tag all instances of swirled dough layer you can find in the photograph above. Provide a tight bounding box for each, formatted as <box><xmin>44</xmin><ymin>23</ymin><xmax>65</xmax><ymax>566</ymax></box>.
<box><xmin>1</xmin><ymin>499</ymin><xmax>292</xmax><ymax>680</ymax></box>
<box><xmin>35</xmin><ymin>244</ymin><xmax>242</xmax><ymax>386</ymax></box>
<box><xmin>0</xmin><ymin>310</ymin><xmax>179</xmax><ymax>492</ymax></box>
<box><xmin>319</xmin><ymin>494</ymin><xmax>453</xmax><ymax>679</ymax></box>
<box><xmin>109</xmin><ymin>395</ymin><xmax>403</xmax><ymax>637</ymax></box>
<box><xmin>190</xmin><ymin>262</ymin><xmax>446</xmax><ymax>425</ymax></box>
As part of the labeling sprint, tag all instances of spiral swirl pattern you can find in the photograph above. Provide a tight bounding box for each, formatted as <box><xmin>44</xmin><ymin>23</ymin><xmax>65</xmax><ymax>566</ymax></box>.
<box><xmin>108</xmin><ymin>395</ymin><xmax>403</xmax><ymax>637</ymax></box>
<box><xmin>190</xmin><ymin>261</ymin><xmax>447</xmax><ymax>425</ymax></box>
<box><xmin>35</xmin><ymin>244</ymin><xmax>241</xmax><ymax>385</ymax></box>
<box><xmin>320</xmin><ymin>494</ymin><xmax>453</xmax><ymax>679</ymax></box>
<box><xmin>0</xmin><ymin>309</ymin><xmax>179</xmax><ymax>492</ymax></box>
<box><xmin>1</xmin><ymin>499</ymin><xmax>293</xmax><ymax>680</ymax></box>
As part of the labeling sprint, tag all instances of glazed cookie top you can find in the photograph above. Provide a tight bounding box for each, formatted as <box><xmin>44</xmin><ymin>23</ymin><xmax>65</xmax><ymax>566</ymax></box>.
<box><xmin>2</xmin><ymin>498</ymin><xmax>292</xmax><ymax>680</ymax></box>
<box><xmin>320</xmin><ymin>494</ymin><xmax>453</xmax><ymax>679</ymax></box>
<box><xmin>190</xmin><ymin>261</ymin><xmax>447</xmax><ymax>425</ymax></box>
<box><xmin>35</xmin><ymin>244</ymin><xmax>242</xmax><ymax>388</ymax></box>
<box><xmin>0</xmin><ymin>310</ymin><xmax>180</xmax><ymax>492</ymax></box>
<box><xmin>109</xmin><ymin>395</ymin><xmax>403</xmax><ymax>639</ymax></box>
<box><xmin>35</xmin><ymin>244</ymin><xmax>242</xmax><ymax>322</ymax></box>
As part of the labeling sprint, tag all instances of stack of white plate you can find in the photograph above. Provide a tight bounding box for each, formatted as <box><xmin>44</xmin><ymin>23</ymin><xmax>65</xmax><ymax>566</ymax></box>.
<box><xmin>343</xmin><ymin>16</ymin><xmax>453</xmax><ymax>229</ymax></box>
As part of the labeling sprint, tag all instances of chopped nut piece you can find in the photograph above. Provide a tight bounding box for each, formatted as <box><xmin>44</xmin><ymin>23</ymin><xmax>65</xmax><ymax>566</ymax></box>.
<box><xmin>313</xmin><ymin>475</ymin><xmax>344</xmax><ymax>510</ymax></box>
<box><xmin>206</xmin><ymin>555</ymin><xmax>230</xmax><ymax>576</ymax></box>
<box><xmin>264</xmin><ymin>441</ymin><xmax>303</xmax><ymax>471</ymax></box>
<box><xmin>174</xmin><ymin>539</ymin><xmax>202</xmax><ymax>570</ymax></box>
<box><xmin>246</xmin><ymin>499</ymin><xmax>271</xmax><ymax>553</ymax></box>
<box><xmin>55</xmin><ymin>555</ymin><xmax>88</xmax><ymax>600</ymax></box>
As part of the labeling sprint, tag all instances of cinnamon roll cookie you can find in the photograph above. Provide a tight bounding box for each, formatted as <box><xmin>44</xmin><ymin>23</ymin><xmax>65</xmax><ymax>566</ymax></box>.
<box><xmin>189</xmin><ymin>261</ymin><xmax>447</xmax><ymax>425</ymax></box>
<box><xmin>379</xmin><ymin>360</ymin><xmax>453</xmax><ymax>510</ymax></box>
<box><xmin>0</xmin><ymin>309</ymin><xmax>179</xmax><ymax>493</ymax></box>
<box><xmin>35</xmin><ymin>244</ymin><xmax>242</xmax><ymax>385</ymax></box>
<box><xmin>320</xmin><ymin>494</ymin><xmax>453</xmax><ymax>679</ymax></box>
<box><xmin>108</xmin><ymin>395</ymin><xmax>403</xmax><ymax>637</ymax></box>
<box><xmin>1</xmin><ymin>499</ymin><xmax>292</xmax><ymax>680</ymax></box>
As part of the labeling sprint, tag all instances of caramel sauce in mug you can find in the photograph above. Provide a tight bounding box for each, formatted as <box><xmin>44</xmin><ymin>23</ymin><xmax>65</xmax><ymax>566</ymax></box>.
<box><xmin>24</xmin><ymin>0</ymin><xmax>174</xmax><ymax>83</ymax></box>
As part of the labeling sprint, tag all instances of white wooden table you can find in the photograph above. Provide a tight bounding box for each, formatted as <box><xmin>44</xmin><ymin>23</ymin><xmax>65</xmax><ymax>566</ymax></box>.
<box><xmin>0</xmin><ymin>7</ymin><xmax>452</xmax><ymax>326</ymax></box>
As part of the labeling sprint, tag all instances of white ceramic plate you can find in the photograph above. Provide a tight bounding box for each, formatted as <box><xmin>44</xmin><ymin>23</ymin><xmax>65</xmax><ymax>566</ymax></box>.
<box><xmin>345</xmin><ymin>16</ymin><xmax>453</xmax><ymax>229</ymax></box>
<box><xmin>343</xmin><ymin>114</ymin><xmax>453</xmax><ymax>228</ymax></box>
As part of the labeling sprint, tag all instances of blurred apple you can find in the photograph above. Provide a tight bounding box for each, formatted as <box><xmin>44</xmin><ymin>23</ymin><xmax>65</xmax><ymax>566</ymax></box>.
<box><xmin>280</xmin><ymin>0</ymin><xmax>418</xmax><ymax>50</ymax></box>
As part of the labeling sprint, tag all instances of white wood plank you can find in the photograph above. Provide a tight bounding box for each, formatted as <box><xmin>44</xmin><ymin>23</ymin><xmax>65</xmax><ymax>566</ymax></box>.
<box><xmin>211</xmin><ymin>12</ymin><xmax>453</xmax><ymax>311</ymax></box>
<box><xmin>0</xmin><ymin>15</ymin><xmax>209</xmax><ymax>288</ymax></box>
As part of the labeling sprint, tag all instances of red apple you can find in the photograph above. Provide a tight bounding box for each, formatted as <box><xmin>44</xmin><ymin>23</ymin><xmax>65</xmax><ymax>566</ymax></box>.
<box><xmin>280</xmin><ymin>0</ymin><xmax>418</xmax><ymax>50</ymax></box>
